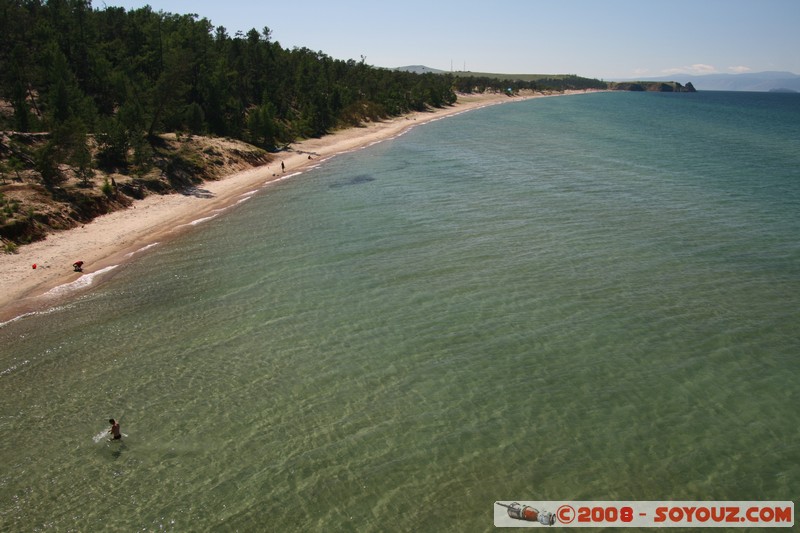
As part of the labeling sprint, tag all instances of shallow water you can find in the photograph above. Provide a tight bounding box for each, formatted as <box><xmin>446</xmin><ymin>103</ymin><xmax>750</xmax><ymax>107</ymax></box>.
<box><xmin>1</xmin><ymin>91</ymin><xmax>799</xmax><ymax>531</ymax></box>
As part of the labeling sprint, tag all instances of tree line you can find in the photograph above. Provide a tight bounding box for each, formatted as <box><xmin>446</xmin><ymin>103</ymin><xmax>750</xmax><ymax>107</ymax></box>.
<box><xmin>0</xmin><ymin>0</ymin><xmax>457</xmax><ymax>172</ymax></box>
<box><xmin>0</xmin><ymin>1</ymin><xmax>608</xmax><ymax>183</ymax></box>
<box><xmin>452</xmin><ymin>74</ymin><xmax>606</xmax><ymax>94</ymax></box>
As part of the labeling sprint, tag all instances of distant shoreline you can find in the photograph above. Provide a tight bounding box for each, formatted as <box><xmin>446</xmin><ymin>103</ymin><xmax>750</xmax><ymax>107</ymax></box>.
<box><xmin>0</xmin><ymin>89</ymin><xmax>596</xmax><ymax>324</ymax></box>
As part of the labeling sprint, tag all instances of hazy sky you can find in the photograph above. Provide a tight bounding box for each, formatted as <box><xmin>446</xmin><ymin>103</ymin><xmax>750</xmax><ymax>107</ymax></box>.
<box><xmin>104</xmin><ymin>0</ymin><xmax>800</xmax><ymax>79</ymax></box>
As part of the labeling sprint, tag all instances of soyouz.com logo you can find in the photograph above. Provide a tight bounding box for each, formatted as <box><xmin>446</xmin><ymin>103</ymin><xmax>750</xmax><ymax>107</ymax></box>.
<box><xmin>494</xmin><ymin>501</ymin><xmax>794</xmax><ymax>527</ymax></box>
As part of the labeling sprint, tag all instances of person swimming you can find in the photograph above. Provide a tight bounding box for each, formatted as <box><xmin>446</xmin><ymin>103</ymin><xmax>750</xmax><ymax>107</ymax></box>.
<box><xmin>109</xmin><ymin>418</ymin><xmax>121</xmax><ymax>440</ymax></box>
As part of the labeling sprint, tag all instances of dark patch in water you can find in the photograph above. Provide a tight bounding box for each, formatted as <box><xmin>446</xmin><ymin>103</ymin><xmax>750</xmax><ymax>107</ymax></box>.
<box><xmin>329</xmin><ymin>175</ymin><xmax>376</xmax><ymax>188</ymax></box>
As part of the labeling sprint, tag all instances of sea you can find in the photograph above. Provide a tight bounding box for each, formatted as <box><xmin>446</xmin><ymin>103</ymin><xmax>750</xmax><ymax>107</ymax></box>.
<box><xmin>1</xmin><ymin>91</ymin><xmax>798</xmax><ymax>531</ymax></box>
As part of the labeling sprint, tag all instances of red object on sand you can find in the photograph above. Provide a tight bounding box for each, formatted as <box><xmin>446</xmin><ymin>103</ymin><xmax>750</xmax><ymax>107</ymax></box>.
<box><xmin>32</xmin><ymin>263</ymin><xmax>37</xmax><ymax>269</ymax></box>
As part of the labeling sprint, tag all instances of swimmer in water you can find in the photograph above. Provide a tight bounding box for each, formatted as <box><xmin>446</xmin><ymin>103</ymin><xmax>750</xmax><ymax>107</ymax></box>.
<box><xmin>109</xmin><ymin>418</ymin><xmax>121</xmax><ymax>440</ymax></box>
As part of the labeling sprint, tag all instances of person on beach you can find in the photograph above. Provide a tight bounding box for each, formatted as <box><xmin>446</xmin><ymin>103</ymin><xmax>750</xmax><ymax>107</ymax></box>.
<box><xmin>281</xmin><ymin>161</ymin><xmax>285</xmax><ymax>172</ymax></box>
<box><xmin>72</xmin><ymin>260</ymin><xmax>84</xmax><ymax>272</ymax></box>
<box><xmin>109</xmin><ymin>418</ymin><xmax>121</xmax><ymax>440</ymax></box>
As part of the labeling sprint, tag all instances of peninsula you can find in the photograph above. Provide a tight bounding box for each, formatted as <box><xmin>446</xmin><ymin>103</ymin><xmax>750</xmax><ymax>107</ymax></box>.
<box><xmin>607</xmin><ymin>81</ymin><xmax>697</xmax><ymax>92</ymax></box>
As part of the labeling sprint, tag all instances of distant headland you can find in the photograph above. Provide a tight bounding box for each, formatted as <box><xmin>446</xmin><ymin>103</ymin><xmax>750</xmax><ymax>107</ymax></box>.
<box><xmin>607</xmin><ymin>81</ymin><xmax>696</xmax><ymax>93</ymax></box>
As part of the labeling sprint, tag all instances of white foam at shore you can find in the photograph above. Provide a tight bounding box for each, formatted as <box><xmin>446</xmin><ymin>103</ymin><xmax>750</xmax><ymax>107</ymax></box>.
<box><xmin>125</xmin><ymin>242</ymin><xmax>160</xmax><ymax>258</ymax></box>
<box><xmin>278</xmin><ymin>171</ymin><xmax>303</xmax><ymax>181</ymax></box>
<box><xmin>186</xmin><ymin>213</ymin><xmax>219</xmax><ymax>226</ymax></box>
<box><xmin>43</xmin><ymin>265</ymin><xmax>119</xmax><ymax>297</ymax></box>
<box><xmin>0</xmin><ymin>312</ymin><xmax>37</xmax><ymax>329</ymax></box>
<box><xmin>0</xmin><ymin>303</ymin><xmax>76</xmax><ymax>329</ymax></box>
<box><xmin>236</xmin><ymin>190</ymin><xmax>258</xmax><ymax>203</ymax></box>
<box><xmin>234</xmin><ymin>190</ymin><xmax>259</xmax><ymax>204</ymax></box>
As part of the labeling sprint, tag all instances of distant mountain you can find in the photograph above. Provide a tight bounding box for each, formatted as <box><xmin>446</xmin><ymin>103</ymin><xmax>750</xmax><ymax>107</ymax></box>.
<box><xmin>394</xmin><ymin>65</ymin><xmax>446</xmax><ymax>74</ymax></box>
<box><xmin>614</xmin><ymin>71</ymin><xmax>800</xmax><ymax>92</ymax></box>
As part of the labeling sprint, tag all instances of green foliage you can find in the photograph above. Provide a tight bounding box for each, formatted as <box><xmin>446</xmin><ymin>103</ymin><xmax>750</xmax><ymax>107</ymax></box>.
<box><xmin>453</xmin><ymin>73</ymin><xmax>606</xmax><ymax>93</ymax></box>
<box><xmin>0</xmin><ymin>2</ymin><xmax>458</xmax><ymax>149</ymax></box>
<box><xmin>7</xmin><ymin>156</ymin><xmax>25</xmax><ymax>181</ymax></box>
<box><xmin>74</xmin><ymin>141</ymin><xmax>94</xmax><ymax>186</ymax></box>
<box><xmin>51</xmin><ymin>118</ymin><xmax>94</xmax><ymax>186</ymax></box>
<box><xmin>3</xmin><ymin>199</ymin><xmax>20</xmax><ymax>216</ymax></box>
<box><xmin>95</xmin><ymin>118</ymin><xmax>130</xmax><ymax>170</ymax></box>
<box><xmin>186</xmin><ymin>103</ymin><xmax>206</xmax><ymax>135</ymax></box>
<box><xmin>131</xmin><ymin>135</ymin><xmax>154</xmax><ymax>177</ymax></box>
<box><xmin>101</xmin><ymin>177</ymin><xmax>113</xmax><ymax>197</ymax></box>
<box><xmin>1</xmin><ymin>195</ymin><xmax>21</xmax><ymax>229</ymax></box>
<box><xmin>3</xmin><ymin>240</ymin><xmax>18</xmax><ymax>254</ymax></box>
<box><xmin>247</xmin><ymin>98</ymin><xmax>279</xmax><ymax>149</ymax></box>
<box><xmin>34</xmin><ymin>141</ymin><xmax>64</xmax><ymax>190</ymax></box>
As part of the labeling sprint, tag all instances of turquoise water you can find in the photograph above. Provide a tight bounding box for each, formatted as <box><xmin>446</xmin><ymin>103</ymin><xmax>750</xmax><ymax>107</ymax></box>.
<box><xmin>1</xmin><ymin>92</ymin><xmax>799</xmax><ymax>531</ymax></box>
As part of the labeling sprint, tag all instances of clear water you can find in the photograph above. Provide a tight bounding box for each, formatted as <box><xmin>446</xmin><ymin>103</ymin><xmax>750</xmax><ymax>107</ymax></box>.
<box><xmin>2</xmin><ymin>91</ymin><xmax>799</xmax><ymax>531</ymax></box>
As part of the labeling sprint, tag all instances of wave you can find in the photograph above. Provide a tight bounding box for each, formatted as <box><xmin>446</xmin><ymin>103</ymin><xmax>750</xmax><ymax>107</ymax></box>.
<box><xmin>43</xmin><ymin>265</ymin><xmax>120</xmax><ymax>297</ymax></box>
<box><xmin>124</xmin><ymin>242</ymin><xmax>160</xmax><ymax>258</ymax></box>
<box><xmin>186</xmin><ymin>213</ymin><xmax>220</xmax><ymax>226</ymax></box>
<box><xmin>277</xmin><ymin>171</ymin><xmax>303</xmax><ymax>181</ymax></box>
<box><xmin>0</xmin><ymin>358</ymin><xmax>31</xmax><ymax>378</ymax></box>
<box><xmin>0</xmin><ymin>301</ymin><xmax>79</xmax><ymax>330</ymax></box>
<box><xmin>235</xmin><ymin>190</ymin><xmax>259</xmax><ymax>205</ymax></box>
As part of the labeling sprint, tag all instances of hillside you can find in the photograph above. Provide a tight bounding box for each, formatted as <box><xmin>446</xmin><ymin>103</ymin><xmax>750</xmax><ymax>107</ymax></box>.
<box><xmin>394</xmin><ymin>65</ymin><xmax>446</xmax><ymax>74</ymax></box>
<box><xmin>397</xmin><ymin>67</ymin><xmax>703</xmax><ymax>93</ymax></box>
<box><xmin>395</xmin><ymin>67</ymin><xmax>607</xmax><ymax>91</ymax></box>
<box><xmin>446</xmin><ymin>71</ymin><xmax>592</xmax><ymax>82</ymax></box>
<box><xmin>1</xmin><ymin>132</ymin><xmax>269</xmax><ymax>251</ymax></box>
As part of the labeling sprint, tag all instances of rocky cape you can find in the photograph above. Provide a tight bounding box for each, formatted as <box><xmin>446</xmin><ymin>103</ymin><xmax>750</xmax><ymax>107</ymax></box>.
<box><xmin>607</xmin><ymin>81</ymin><xmax>696</xmax><ymax>92</ymax></box>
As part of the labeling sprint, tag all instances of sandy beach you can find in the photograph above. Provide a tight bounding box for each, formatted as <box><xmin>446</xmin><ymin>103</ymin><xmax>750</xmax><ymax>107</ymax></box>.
<box><xmin>0</xmin><ymin>90</ymin><xmax>581</xmax><ymax>322</ymax></box>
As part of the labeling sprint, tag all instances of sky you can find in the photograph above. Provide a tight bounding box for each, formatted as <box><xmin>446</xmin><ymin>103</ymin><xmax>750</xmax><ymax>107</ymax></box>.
<box><xmin>103</xmin><ymin>0</ymin><xmax>800</xmax><ymax>80</ymax></box>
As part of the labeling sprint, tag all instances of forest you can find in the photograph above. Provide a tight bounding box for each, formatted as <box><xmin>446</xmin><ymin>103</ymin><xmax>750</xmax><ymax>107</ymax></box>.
<box><xmin>0</xmin><ymin>1</ymin><xmax>605</xmax><ymax>248</ymax></box>
<box><xmin>0</xmin><ymin>1</ymin><xmax>607</xmax><ymax>152</ymax></box>
<box><xmin>0</xmin><ymin>1</ymin><xmax>461</xmax><ymax>155</ymax></box>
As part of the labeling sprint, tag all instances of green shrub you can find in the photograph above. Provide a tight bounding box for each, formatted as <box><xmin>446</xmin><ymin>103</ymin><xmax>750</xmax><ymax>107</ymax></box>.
<box><xmin>102</xmin><ymin>177</ymin><xmax>114</xmax><ymax>197</ymax></box>
<box><xmin>4</xmin><ymin>240</ymin><xmax>18</xmax><ymax>254</ymax></box>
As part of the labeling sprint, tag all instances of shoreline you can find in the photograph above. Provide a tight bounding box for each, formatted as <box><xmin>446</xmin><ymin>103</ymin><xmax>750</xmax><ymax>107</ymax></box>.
<box><xmin>0</xmin><ymin>90</ymin><xmax>588</xmax><ymax>323</ymax></box>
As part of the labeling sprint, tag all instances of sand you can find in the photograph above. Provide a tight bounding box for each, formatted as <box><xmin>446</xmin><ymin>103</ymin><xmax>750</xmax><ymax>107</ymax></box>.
<box><xmin>0</xmin><ymin>90</ymin><xmax>585</xmax><ymax>323</ymax></box>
